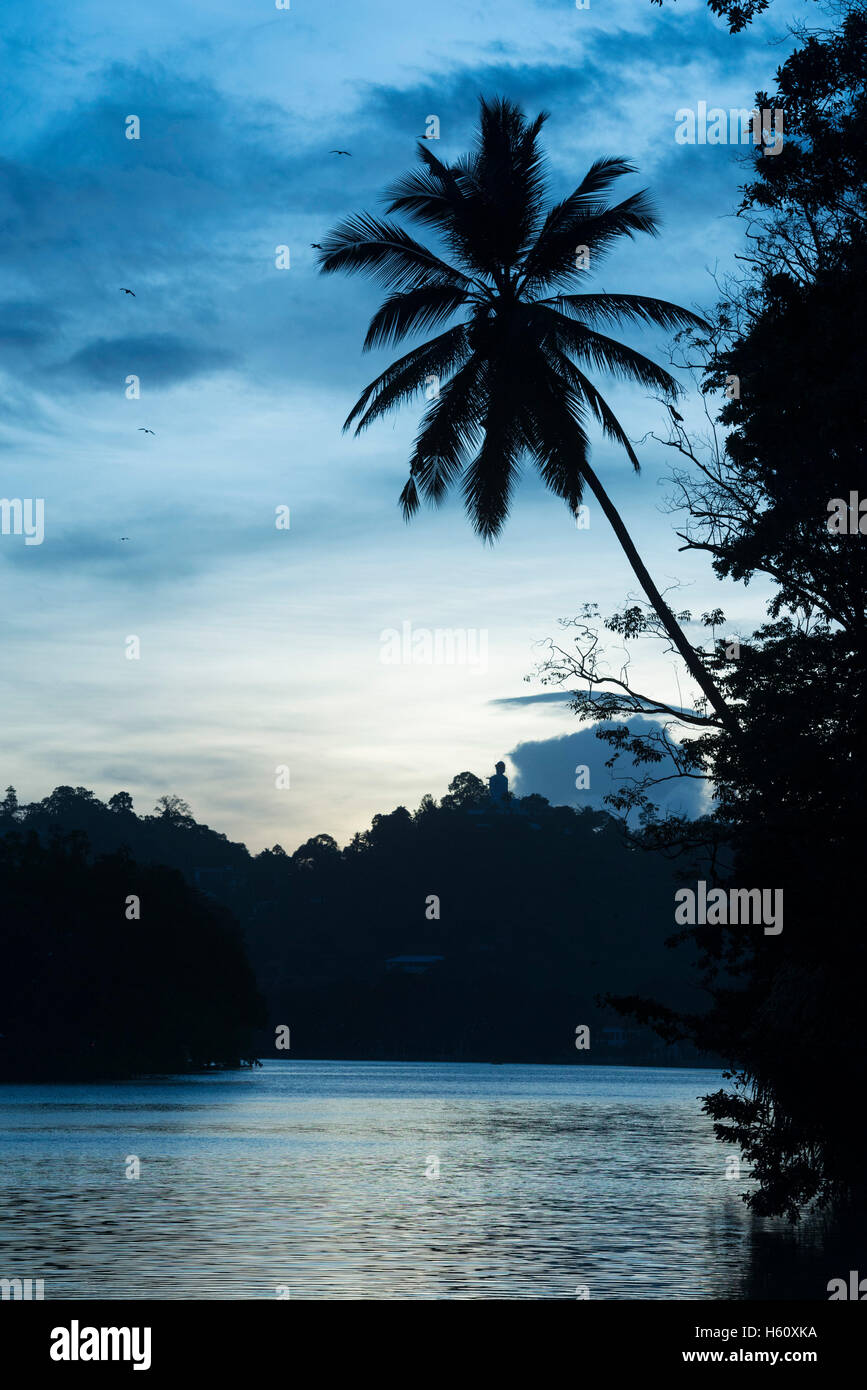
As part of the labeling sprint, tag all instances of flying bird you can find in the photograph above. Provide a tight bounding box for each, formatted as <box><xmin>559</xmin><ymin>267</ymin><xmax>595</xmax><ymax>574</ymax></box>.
<box><xmin>310</xmin><ymin>243</ymin><xmax>322</xmax><ymax>249</ymax></box>
<box><xmin>667</xmin><ymin>403</ymin><xmax>684</xmax><ymax>423</ymax></box>
<box><xmin>119</xmin><ymin>537</ymin><xmax>130</xmax><ymax>541</ymax></box>
<box><xmin>137</xmin><ymin>428</ymin><xmax>155</xmax><ymax>435</ymax></box>
<box><xmin>329</xmin><ymin>149</ymin><xmax>351</xmax><ymax>156</ymax></box>
<box><xmin>120</xmin><ymin>287</ymin><xmax>135</xmax><ymax>296</ymax></box>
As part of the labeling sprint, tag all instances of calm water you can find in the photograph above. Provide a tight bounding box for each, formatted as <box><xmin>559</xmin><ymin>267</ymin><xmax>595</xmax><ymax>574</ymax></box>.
<box><xmin>0</xmin><ymin>1061</ymin><xmax>823</xmax><ymax>1300</ymax></box>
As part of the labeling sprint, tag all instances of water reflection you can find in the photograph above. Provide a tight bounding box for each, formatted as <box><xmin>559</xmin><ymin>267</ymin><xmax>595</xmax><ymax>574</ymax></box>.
<box><xmin>0</xmin><ymin>1062</ymin><xmax>847</xmax><ymax>1299</ymax></box>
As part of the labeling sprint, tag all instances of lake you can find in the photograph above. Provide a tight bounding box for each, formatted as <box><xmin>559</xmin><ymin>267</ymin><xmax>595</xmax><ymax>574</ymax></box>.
<box><xmin>0</xmin><ymin>1060</ymin><xmax>827</xmax><ymax>1300</ymax></box>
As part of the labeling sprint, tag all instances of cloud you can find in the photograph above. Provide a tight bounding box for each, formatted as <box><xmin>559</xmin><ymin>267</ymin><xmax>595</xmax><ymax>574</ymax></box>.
<box><xmin>492</xmin><ymin>691</ymin><xmax>579</xmax><ymax>708</ymax></box>
<box><xmin>493</xmin><ymin>690</ymin><xmax>698</xmax><ymax>717</ymax></box>
<box><xmin>63</xmin><ymin>333</ymin><xmax>235</xmax><ymax>389</ymax></box>
<box><xmin>0</xmin><ymin>298</ymin><xmax>62</xmax><ymax>350</ymax></box>
<box><xmin>507</xmin><ymin>717</ymin><xmax>710</xmax><ymax>819</ymax></box>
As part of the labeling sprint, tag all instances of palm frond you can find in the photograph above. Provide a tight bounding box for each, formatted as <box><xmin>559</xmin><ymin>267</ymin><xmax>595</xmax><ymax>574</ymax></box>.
<box><xmin>520</xmin><ymin>189</ymin><xmax>659</xmax><ymax>292</ymax></box>
<box><xmin>385</xmin><ymin>156</ymin><xmax>468</xmax><ymax>234</ymax></box>
<box><xmin>532</xmin><ymin>304</ymin><xmax>678</xmax><ymax>393</ymax></box>
<box><xmin>517</xmin><ymin>158</ymin><xmax>638</xmax><ymax>278</ymax></box>
<box><xmin>398</xmin><ymin>472</ymin><xmax>421</xmax><ymax>517</ymax></box>
<box><xmin>505</xmin><ymin>354</ymin><xmax>589</xmax><ymax>513</ymax></box>
<box><xmin>546</xmin><ymin>292</ymin><xmax>709</xmax><ymax>335</ymax></box>
<box><xmin>363</xmin><ymin>284</ymin><xmax>470</xmax><ymax>350</ymax></box>
<box><xmin>387</xmin><ymin>146</ymin><xmax>489</xmax><ymax>275</ymax></box>
<box><xmin>552</xmin><ymin>351</ymin><xmax>641</xmax><ymax>470</ymax></box>
<box><xmin>472</xmin><ymin>96</ymin><xmax>550</xmax><ymax>253</ymax></box>
<box><xmin>402</xmin><ymin>357</ymin><xmax>487</xmax><ymax>513</ymax></box>
<box><xmin>317</xmin><ymin>213</ymin><xmax>470</xmax><ymax>292</ymax></box>
<box><xmin>568</xmin><ymin>155</ymin><xmax>639</xmax><ymax>203</ymax></box>
<box><xmin>461</xmin><ymin>358</ymin><xmax>525</xmax><ymax>539</ymax></box>
<box><xmin>344</xmin><ymin>324</ymin><xmax>470</xmax><ymax>433</ymax></box>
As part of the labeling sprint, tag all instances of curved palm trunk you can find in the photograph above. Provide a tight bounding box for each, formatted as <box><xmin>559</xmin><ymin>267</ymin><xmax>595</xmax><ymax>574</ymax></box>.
<box><xmin>580</xmin><ymin>461</ymin><xmax>736</xmax><ymax>732</ymax></box>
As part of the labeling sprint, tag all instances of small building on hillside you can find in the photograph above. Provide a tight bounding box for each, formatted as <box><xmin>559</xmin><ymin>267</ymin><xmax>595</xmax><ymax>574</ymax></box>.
<box><xmin>385</xmin><ymin>955</ymin><xmax>445</xmax><ymax>976</ymax></box>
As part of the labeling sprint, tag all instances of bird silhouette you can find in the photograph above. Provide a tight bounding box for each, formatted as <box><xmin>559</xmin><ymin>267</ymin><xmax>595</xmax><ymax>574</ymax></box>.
<box><xmin>310</xmin><ymin>243</ymin><xmax>322</xmax><ymax>249</ymax></box>
<box><xmin>329</xmin><ymin>149</ymin><xmax>351</xmax><ymax>156</ymax></box>
<box><xmin>667</xmin><ymin>403</ymin><xmax>684</xmax><ymax>423</ymax></box>
<box><xmin>137</xmin><ymin>428</ymin><xmax>155</xmax><ymax>435</ymax></box>
<box><xmin>120</xmin><ymin>287</ymin><xmax>135</xmax><ymax>296</ymax></box>
<box><xmin>119</xmin><ymin>537</ymin><xmax>130</xmax><ymax>541</ymax></box>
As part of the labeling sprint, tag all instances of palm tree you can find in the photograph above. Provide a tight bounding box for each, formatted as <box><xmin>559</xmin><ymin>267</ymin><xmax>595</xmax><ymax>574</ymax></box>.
<box><xmin>317</xmin><ymin>96</ymin><xmax>731</xmax><ymax>727</ymax></box>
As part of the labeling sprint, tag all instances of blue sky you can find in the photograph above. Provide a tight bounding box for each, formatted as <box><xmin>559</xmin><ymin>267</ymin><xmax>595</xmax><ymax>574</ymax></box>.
<box><xmin>0</xmin><ymin>0</ymin><xmax>809</xmax><ymax>849</ymax></box>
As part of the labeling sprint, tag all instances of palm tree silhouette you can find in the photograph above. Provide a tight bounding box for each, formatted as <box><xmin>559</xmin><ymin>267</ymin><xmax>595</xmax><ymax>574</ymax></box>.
<box><xmin>317</xmin><ymin>96</ymin><xmax>730</xmax><ymax>725</ymax></box>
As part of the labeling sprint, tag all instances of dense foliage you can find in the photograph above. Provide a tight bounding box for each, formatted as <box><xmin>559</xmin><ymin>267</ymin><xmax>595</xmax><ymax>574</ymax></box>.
<box><xmin>0</xmin><ymin>778</ymin><xmax>705</xmax><ymax>1069</ymax></box>
<box><xmin>554</xmin><ymin>5</ymin><xmax>867</xmax><ymax>1220</ymax></box>
<box><xmin>0</xmin><ymin>826</ymin><xmax>264</xmax><ymax>1080</ymax></box>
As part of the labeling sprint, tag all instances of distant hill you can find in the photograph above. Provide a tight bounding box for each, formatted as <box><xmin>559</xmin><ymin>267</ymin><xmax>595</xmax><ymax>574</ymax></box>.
<box><xmin>0</xmin><ymin>778</ymin><xmax>715</xmax><ymax>1070</ymax></box>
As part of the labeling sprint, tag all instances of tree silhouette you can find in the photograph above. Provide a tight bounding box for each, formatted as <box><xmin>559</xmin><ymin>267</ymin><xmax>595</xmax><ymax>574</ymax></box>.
<box><xmin>440</xmin><ymin>771</ymin><xmax>489</xmax><ymax>810</ymax></box>
<box><xmin>318</xmin><ymin>97</ymin><xmax>732</xmax><ymax>726</ymax></box>
<box><xmin>571</xmin><ymin>7</ymin><xmax>867</xmax><ymax>1217</ymax></box>
<box><xmin>0</xmin><ymin>831</ymin><xmax>264</xmax><ymax>1080</ymax></box>
<box><xmin>154</xmin><ymin>793</ymin><xmax>194</xmax><ymax>824</ymax></box>
<box><xmin>650</xmin><ymin>0</ymin><xmax>772</xmax><ymax>33</ymax></box>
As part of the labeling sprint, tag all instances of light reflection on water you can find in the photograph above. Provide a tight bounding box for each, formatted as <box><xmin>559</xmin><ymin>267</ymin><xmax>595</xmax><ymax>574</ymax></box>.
<box><xmin>0</xmin><ymin>1061</ymin><xmax>823</xmax><ymax>1300</ymax></box>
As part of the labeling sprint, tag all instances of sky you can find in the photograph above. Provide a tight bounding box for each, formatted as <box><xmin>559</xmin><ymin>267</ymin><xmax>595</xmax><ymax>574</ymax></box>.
<box><xmin>0</xmin><ymin>0</ymin><xmax>811</xmax><ymax>851</ymax></box>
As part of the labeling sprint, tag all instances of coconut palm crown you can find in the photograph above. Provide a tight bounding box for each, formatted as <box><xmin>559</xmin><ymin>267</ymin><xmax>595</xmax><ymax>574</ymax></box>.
<box><xmin>317</xmin><ymin>97</ymin><xmax>733</xmax><ymax>726</ymax></box>
<box><xmin>317</xmin><ymin>97</ymin><xmax>706</xmax><ymax>536</ymax></box>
